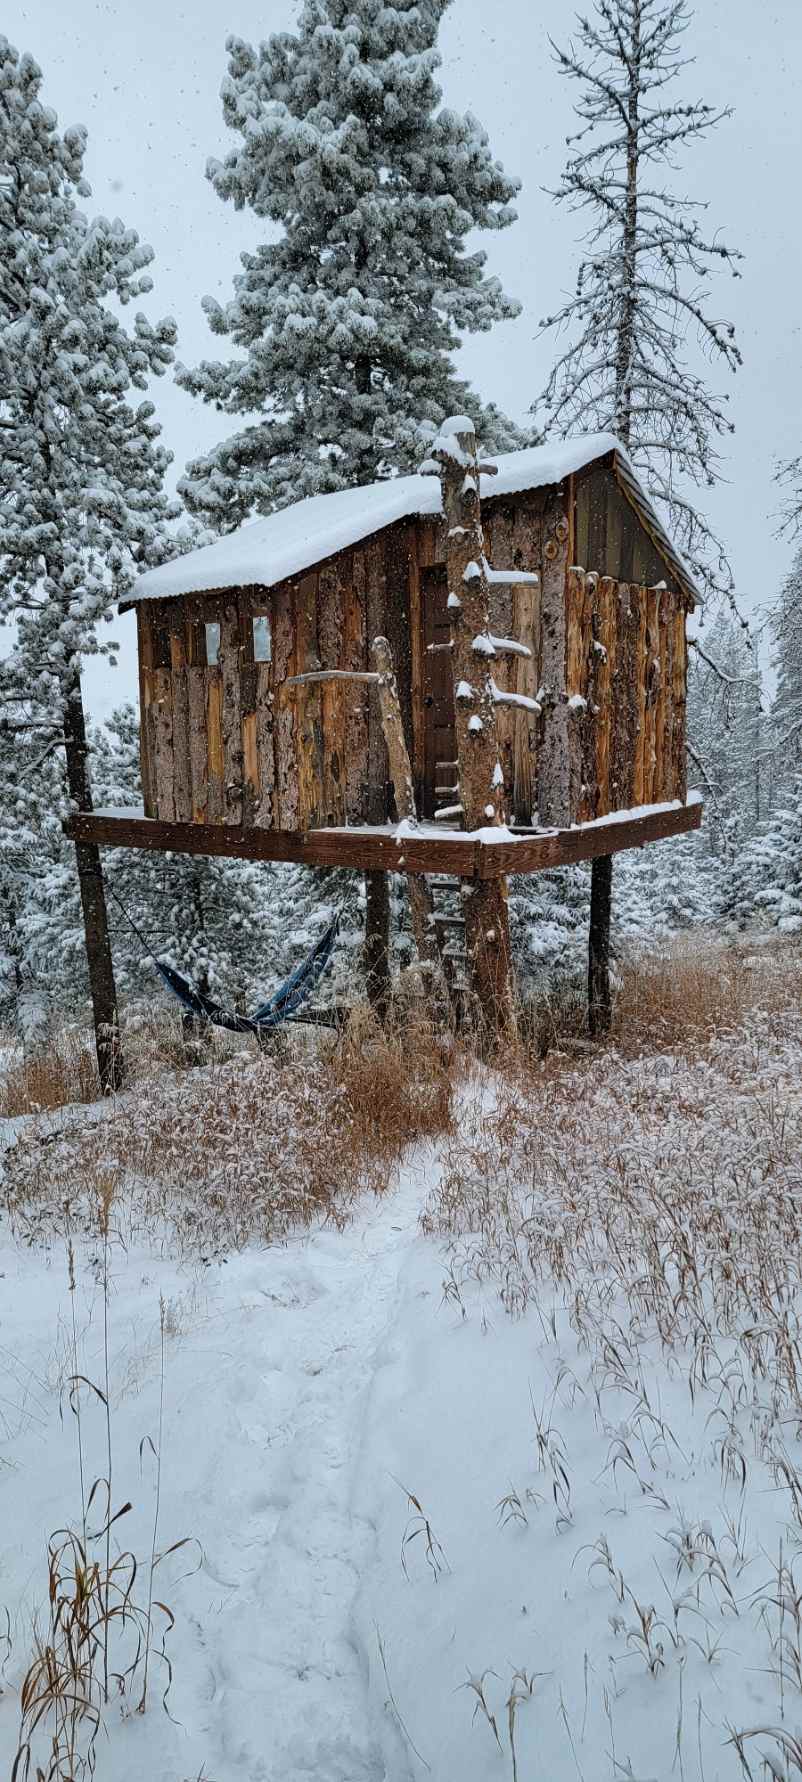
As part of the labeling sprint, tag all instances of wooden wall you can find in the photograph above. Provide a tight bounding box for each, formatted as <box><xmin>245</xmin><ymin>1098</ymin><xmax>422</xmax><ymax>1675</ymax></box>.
<box><xmin>137</xmin><ymin>529</ymin><xmax>407</xmax><ymax>828</ymax></box>
<box><xmin>136</xmin><ymin>470</ymin><xmax>690</xmax><ymax>835</ymax></box>
<box><xmin>574</xmin><ymin>460</ymin><xmax>673</xmax><ymax>589</ymax></box>
<box><xmin>563</xmin><ymin>570</ymin><xmax>688</xmax><ymax>822</ymax></box>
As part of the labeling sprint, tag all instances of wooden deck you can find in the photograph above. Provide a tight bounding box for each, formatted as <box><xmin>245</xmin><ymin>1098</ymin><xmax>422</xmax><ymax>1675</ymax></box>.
<box><xmin>64</xmin><ymin>794</ymin><xmax>702</xmax><ymax>878</ymax></box>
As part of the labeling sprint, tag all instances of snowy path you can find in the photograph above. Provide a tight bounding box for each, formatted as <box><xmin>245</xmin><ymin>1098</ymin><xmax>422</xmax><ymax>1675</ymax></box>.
<box><xmin>3</xmin><ymin>1058</ymin><xmax>802</xmax><ymax>1782</ymax></box>
<box><xmin>0</xmin><ymin>1154</ymin><xmax>438</xmax><ymax>1782</ymax></box>
<box><xmin>180</xmin><ymin>1165</ymin><xmax>429</xmax><ymax>1782</ymax></box>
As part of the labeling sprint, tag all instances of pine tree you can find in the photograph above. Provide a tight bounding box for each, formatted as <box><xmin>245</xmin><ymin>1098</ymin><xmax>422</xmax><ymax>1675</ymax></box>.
<box><xmin>686</xmin><ymin>611</ymin><xmax>763</xmax><ymax>856</ymax></box>
<box><xmin>768</xmin><ymin>545</ymin><xmax>802</xmax><ymax>799</ymax></box>
<box><xmin>177</xmin><ymin>0</ymin><xmax>525</xmax><ymax>527</ymax></box>
<box><xmin>535</xmin><ymin>0</ymin><xmax>741</xmax><ymax>602</ymax></box>
<box><xmin>738</xmin><ymin>777</ymin><xmax>802</xmax><ymax>936</ymax></box>
<box><xmin>0</xmin><ymin>38</ymin><xmax>177</xmax><ymax>1085</ymax></box>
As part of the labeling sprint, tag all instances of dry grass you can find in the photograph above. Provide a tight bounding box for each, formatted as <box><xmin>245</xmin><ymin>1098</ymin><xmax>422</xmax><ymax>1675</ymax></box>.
<box><xmin>514</xmin><ymin>933</ymin><xmax>802</xmax><ymax>1069</ymax></box>
<box><xmin>2</xmin><ymin>1007</ymin><xmax>455</xmax><ymax>1254</ymax></box>
<box><xmin>0</xmin><ymin>1033</ymin><xmax>99</xmax><ymax>1119</ymax></box>
<box><xmin>610</xmin><ymin>932</ymin><xmax>801</xmax><ymax>1054</ymax></box>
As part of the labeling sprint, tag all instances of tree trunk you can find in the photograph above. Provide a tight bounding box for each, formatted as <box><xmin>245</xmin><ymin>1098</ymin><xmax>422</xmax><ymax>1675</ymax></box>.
<box><xmin>434</xmin><ymin>418</ymin><xmax>517</xmax><ymax>1043</ymax></box>
<box><xmin>613</xmin><ymin>4</ymin><xmax>641</xmax><ymax>448</ymax></box>
<box><xmin>588</xmin><ymin>854</ymin><xmax>613</xmax><ymax>1038</ymax></box>
<box><xmin>371</xmin><ymin>637</ymin><xmax>447</xmax><ymax>1005</ymax></box>
<box><xmin>364</xmin><ymin>869</ymin><xmax>391</xmax><ymax>1018</ymax></box>
<box><xmin>63</xmin><ymin>674</ymin><xmax>123</xmax><ymax>1091</ymax></box>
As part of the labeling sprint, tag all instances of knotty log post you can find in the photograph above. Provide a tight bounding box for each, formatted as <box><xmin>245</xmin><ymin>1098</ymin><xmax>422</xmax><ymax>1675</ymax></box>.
<box><xmin>588</xmin><ymin>854</ymin><xmax>613</xmax><ymax>1037</ymax></box>
<box><xmin>372</xmin><ymin>636</ymin><xmax>449</xmax><ymax>1010</ymax></box>
<box><xmin>428</xmin><ymin>417</ymin><xmax>517</xmax><ymax>1041</ymax></box>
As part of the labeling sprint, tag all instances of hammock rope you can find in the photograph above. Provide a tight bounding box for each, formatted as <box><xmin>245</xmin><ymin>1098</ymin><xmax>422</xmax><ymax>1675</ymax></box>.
<box><xmin>106</xmin><ymin>885</ymin><xmax>340</xmax><ymax>1035</ymax></box>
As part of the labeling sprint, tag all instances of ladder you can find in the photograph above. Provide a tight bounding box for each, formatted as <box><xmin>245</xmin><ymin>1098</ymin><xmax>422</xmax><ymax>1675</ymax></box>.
<box><xmin>428</xmin><ymin>756</ymin><xmax>468</xmax><ymax>995</ymax></box>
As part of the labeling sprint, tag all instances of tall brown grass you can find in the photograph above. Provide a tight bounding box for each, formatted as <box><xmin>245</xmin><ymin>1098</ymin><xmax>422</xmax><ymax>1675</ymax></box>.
<box><xmin>516</xmin><ymin>934</ymin><xmax>802</xmax><ymax>1068</ymax></box>
<box><xmin>2</xmin><ymin>1007</ymin><xmax>456</xmax><ymax>1254</ymax></box>
<box><xmin>0</xmin><ymin>1033</ymin><xmax>99</xmax><ymax>1118</ymax></box>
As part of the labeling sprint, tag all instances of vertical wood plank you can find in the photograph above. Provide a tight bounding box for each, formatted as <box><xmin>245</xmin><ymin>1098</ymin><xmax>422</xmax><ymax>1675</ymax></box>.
<box><xmin>408</xmin><ymin>524</ymin><xmax>425</xmax><ymax>793</ymax></box>
<box><xmin>673</xmin><ymin>600</ymin><xmax>689</xmax><ymax>801</ymax></box>
<box><xmin>239</xmin><ymin>598</ymin><xmax>258</xmax><ymax>827</ymax></box>
<box><xmin>187</xmin><ymin>668</ymin><xmax>208</xmax><ymax>822</ymax></box>
<box><xmin>365</xmin><ymin>537</ymin><xmax>389</xmax><ymax>822</ymax></box>
<box><xmin>645</xmin><ymin>584</ymin><xmax>662</xmax><ymax>801</ymax></box>
<box><xmin>152</xmin><ymin>667</ymin><xmax>175</xmax><ymax>822</ymax></box>
<box><xmin>205</xmin><ymin>670</ymin><xmax>224</xmax><ymax>824</ymax></box>
<box><xmin>611</xmin><ymin>583</ymin><xmax>638</xmax><ymax>811</ymax></box>
<box><xmin>632</xmin><ymin>584</ymin><xmax>649</xmax><ymax>806</ymax></box>
<box><xmin>383</xmin><ymin>524</ymin><xmax>414</xmax><ymax>784</ymax></box>
<box><xmin>575</xmin><ymin>475</ymin><xmax>590</xmax><ymax>570</ymax></box>
<box><xmin>219</xmin><ymin>600</ymin><xmax>243</xmax><ymax>824</ymax></box>
<box><xmin>254</xmin><ymin>661</ymin><xmax>275</xmax><ymax>826</ymax></box>
<box><xmin>273</xmin><ymin>581</ymin><xmax>300</xmax><ymax>829</ymax></box>
<box><xmin>137</xmin><ymin>610</ymin><xmax>156</xmax><ymax>817</ymax></box>
<box><xmin>318</xmin><ymin>559</ymin><xmax>345</xmax><ymax>825</ymax></box>
<box><xmin>593</xmin><ymin>576</ymin><xmax>616</xmax><ymax>818</ymax></box>
<box><xmin>604</xmin><ymin>468</ymin><xmax>624</xmax><ymax>578</ymax></box>
<box><xmin>169</xmin><ymin>624</ymin><xmax>192</xmax><ymax>822</ymax></box>
<box><xmin>344</xmin><ymin>548</ymin><xmax>370</xmax><ymax>822</ymax></box>
<box><xmin>294</xmin><ymin>571</ymin><xmax>324</xmax><ymax>828</ymax></box>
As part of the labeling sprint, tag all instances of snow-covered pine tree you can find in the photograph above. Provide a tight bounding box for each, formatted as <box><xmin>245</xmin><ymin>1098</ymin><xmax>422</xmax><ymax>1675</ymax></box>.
<box><xmin>535</xmin><ymin>0</ymin><xmax>742</xmax><ymax>604</ymax></box>
<box><xmin>686</xmin><ymin>610</ymin><xmax>763</xmax><ymax>857</ymax></box>
<box><xmin>0</xmin><ymin>677</ymin><xmax>91</xmax><ymax>1037</ymax></box>
<box><xmin>177</xmin><ymin>0</ymin><xmax>525</xmax><ymax>527</ymax></box>
<box><xmin>768</xmin><ymin>544</ymin><xmax>802</xmax><ymax>802</ymax></box>
<box><xmin>737</xmin><ymin>776</ymin><xmax>802</xmax><ymax>936</ymax></box>
<box><xmin>0</xmin><ymin>37</ymin><xmax>177</xmax><ymax>1086</ymax></box>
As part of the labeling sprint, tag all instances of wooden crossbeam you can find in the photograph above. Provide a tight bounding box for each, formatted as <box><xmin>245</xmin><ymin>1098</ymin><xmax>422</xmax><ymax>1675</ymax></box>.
<box><xmin>63</xmin><ymin>797</ymin><xmax>701</xmax><ymax>880</ymax></box>
<box><xmin>64</xmin><ymin>810</ymin><xmax>482</xmax><ymax>876</ymax></box>
<box><xmin>476</xmin><ymin>797</ymin><xmax>703</xmax><ymax>878</ymax></box>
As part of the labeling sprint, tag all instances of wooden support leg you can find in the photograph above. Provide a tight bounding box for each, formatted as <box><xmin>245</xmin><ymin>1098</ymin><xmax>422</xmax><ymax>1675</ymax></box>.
<box><xmin>588</xmin><ymin>854</ymin><xmax>613</xmax><ymax>1037</ymax></box>
<box><xmin>364</xmin><ymin>869</ymin><xmax>391</xmax><ymax>1018</ymax></box>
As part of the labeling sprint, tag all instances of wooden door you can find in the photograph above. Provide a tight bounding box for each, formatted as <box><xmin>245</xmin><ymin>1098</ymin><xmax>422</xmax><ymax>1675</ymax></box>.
<box><xmin>422</xmin><ymin>566</ymin><xmax>457</xmax><ymax>819</ymax></box>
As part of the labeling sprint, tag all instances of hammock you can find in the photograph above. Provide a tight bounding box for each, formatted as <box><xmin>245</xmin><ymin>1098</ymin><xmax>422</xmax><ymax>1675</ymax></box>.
<box><xmin>155</xmin><ymin>914</ymin><xmax>340</xmax><ymax>1035</ymax></box>
<box><xmin>108</xmin><ymin>887</ymin><xmax>340</xmax><ymax>1035</ymax></box>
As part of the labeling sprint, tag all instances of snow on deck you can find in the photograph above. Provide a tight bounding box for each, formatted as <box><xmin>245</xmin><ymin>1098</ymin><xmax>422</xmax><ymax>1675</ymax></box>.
<box><xmin>130</xmin><ymin>432</ymin><xmax>667</xmax><ymax>604</ymax></box>
<box><xmin>91</xmin><ymin>791</ymin><xmax>702</xmax><ymax>842</ymax></box>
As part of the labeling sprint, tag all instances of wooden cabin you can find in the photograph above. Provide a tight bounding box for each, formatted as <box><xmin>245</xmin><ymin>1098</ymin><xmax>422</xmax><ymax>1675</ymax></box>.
<box><xmin>118</xmin><ymin>434</ymin><xmax>696</xmax><ymax>845</ymax></box>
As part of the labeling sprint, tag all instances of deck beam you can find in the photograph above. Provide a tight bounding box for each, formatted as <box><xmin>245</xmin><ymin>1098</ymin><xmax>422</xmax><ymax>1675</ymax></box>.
<box><xmin>63</xmin><ymin>796</ymin><xmax>701</xmax><ymax>880</ymax></box>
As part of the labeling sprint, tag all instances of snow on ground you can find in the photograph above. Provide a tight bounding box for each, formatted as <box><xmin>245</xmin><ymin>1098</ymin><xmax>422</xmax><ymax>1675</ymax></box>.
<box><xmin>2</xmin><ymin>985</ymin><xmax>802</xmax><ymax>1781</ymax></box>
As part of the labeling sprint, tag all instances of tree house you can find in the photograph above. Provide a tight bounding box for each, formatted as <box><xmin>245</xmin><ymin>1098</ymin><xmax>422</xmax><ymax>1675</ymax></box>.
<box><xmin>66</xmin><ymin>428</ymin><xmax>702</xmax><ymax>1029</ymax></box>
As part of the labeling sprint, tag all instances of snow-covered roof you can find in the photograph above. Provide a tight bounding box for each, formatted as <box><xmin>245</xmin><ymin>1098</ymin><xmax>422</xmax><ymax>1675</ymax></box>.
<box><xmin>127</xmin><ymin>433</ymin><xmax>699</xmax><ymax>607</ymax></box>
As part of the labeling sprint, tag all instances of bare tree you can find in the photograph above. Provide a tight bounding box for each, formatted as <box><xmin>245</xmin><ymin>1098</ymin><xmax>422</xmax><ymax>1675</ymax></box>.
<box><xmin>535</xmin><ymin>0</ymin><xmax>742</xmax><ymax>604</ymax></box>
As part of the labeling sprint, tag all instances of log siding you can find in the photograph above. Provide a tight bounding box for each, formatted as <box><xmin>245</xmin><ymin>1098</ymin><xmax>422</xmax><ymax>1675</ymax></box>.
<box><xmin>137</xmin><ymin>484</ymin><xmax>691</xmax><ymax>835</ymax></box>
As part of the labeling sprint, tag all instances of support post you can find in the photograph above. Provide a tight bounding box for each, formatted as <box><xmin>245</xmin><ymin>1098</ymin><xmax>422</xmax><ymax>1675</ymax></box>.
<box><xmin>430</xmin><ymin>417</ymin><xmax>517</xmax><ymax>1042</ymax></box>
<box><xmin>588</xmin><ymin>854</ymin><xmax>613</xmax><ymax>1037</ymax></box>
<box><xmin>371</xmin><ymin>636</ymin><xmax>446</xmax><ymax>999</ymax></box>
<box><xmin>63</xmin><ymin>675</ymin><xmax>123</xmax><ymax>1091</ymax></box>
<box><xmin>364</xmin><ymin>869</ymin><xmax>391</xmax><ymax>1018</ymax></box>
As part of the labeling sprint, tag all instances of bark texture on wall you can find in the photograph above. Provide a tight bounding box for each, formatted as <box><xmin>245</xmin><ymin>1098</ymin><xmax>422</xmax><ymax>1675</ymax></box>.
<box><xmin>137</xmin><ymin>484</ymin><xmax>690</xmax><ymax>834</ymax></box>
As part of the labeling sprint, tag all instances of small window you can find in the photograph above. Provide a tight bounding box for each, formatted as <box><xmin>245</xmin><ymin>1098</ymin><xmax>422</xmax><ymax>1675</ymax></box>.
<box><xmin>205</xmin><ymin>621</ymin><xmax>220</xmax><ymax>666</ymax></box>
<box><xmin>253</xmin><ymin>613</ymin><xmax>272</xmax><ymax>663</ymax></box>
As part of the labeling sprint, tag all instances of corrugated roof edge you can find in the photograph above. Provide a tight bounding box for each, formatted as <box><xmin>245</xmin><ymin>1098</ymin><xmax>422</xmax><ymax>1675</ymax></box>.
<box><xmin>122</xmin><ymin>432</ymin><xmax>700</xmax><ymax>611</ymax></box>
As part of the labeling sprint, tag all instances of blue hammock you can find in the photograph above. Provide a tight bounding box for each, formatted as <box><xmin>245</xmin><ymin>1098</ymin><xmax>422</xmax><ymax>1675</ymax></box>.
<box><xmin>108</xmin><ymin>886</ymin><xmax>340</xmax><ymax>1036</ymax></box>
<box><xmin>153</xmin><ymin>912</ymin><xmax>340</xmax><ymax>1036</ymax></box>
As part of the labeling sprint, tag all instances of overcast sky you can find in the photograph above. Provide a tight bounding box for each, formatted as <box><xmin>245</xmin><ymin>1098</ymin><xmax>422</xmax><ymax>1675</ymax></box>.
<box><xmin>7</xmin><ymin>0</ymin><xmax>802</xmax><ymax>718</ymax></box>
